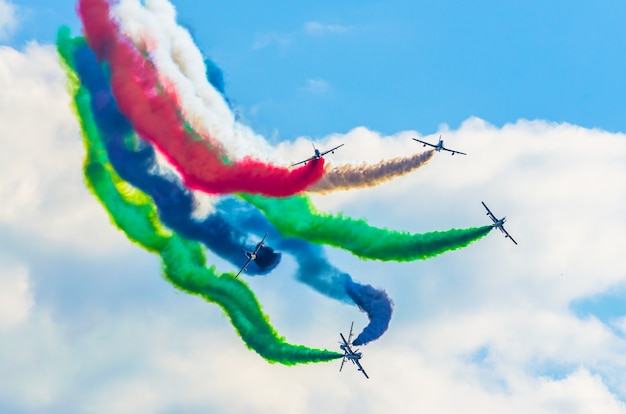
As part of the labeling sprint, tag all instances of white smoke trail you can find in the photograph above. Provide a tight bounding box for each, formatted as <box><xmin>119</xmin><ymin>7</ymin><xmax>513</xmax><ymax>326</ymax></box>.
<box><xmin>144</xmin><ymin>0</ymin><xmax>281</xmax><ymax>163</ymax></box>
<box><xmin>113</xmin><ymin>0</ymin><xmax>279</xmax><ymax>163</ymax></box>
<box><xmin>112</xmin><ymin>0</ymin><xmax>229</xmax><ymax>152</ymax></box>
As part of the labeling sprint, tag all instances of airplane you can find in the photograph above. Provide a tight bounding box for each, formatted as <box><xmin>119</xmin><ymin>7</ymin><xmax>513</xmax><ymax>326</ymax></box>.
<box><xmin>481</xmin><ymin>201</ymin><xmax>518</xmax><ymax>245</ymax></box>
<box><xmin>412</xmin><ymin>135</ymin><xmax>466</xmax><ymax>155</ymax></box>
<box><xmin>235</xmin><ymin>232</ymin><xmax>268</xmax><ymax>278</ymax></box>
<box><xmin>291</xmin><ymin>143</ymin><xmax>344</xmax><ymax>167</ymax></box>
<box><xmin>339</xmin><ymin>322</ymin><xmax>369</xmax><ymax>379</ymax></box>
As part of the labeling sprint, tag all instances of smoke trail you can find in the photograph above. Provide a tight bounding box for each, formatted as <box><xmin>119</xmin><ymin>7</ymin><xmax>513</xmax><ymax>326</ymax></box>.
<box><xmin>240</xmin><ymin>193</ymin><xmax>493</xmax><ymax>261</ymax></box>
<box><xmin>66</xmin><ymin>32</ymin><xmax>279</xmax><ymax>275</ymax></box>
<box><xmin>308</xmin><ymin>151</ymin><xmax>435</xmax><ymax>194</ymax></box>
<box><xmin>111</xmin><ymin>0</ymin><xmax>235</xmax><ymax>156</ymax></box>
<box><xmin>218</xmin><ymin>196</ymin><xmax>394</xmax><ymax>343</ymax></box>
<box><xmin>58</xmin><ymin>30</ymin><xmax>341</xmax><ymax>364</ymax></box>
<box><xmin>222</xmin><ymin>194</ymin><xmax>352</xmax><ymax>302</ymax></box>
<box><xmin>116</xmin><ymin>0</ymin><xmax>278</xmax><ymax>163</ymax></box>
<box><xmin>345</xmin><ymin>279</ymin><xmax>393</xmax><ymax>346</ymax></box>
<box><xmin>77</xmin><ymin>0</ymin><xmax>325</xmax><ymax>197</ymax></box>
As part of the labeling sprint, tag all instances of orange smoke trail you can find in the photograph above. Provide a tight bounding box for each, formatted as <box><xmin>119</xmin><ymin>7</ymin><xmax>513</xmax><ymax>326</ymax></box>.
<box><xmin>308</xmin><ymin>150</ymin><xmax>434</xmax><ymax>194</ymax></box>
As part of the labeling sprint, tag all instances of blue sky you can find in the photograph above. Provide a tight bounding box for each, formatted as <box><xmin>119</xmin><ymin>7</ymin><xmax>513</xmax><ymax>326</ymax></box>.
<box><xmin>2</xmin><ymin>1</ymin><xmax>626</xmax><ymax>413</ymax></box>
<box><xmin>10</xmin><ymin>0</ymin><xmax>626</xmax><ymax>139</ymax></box>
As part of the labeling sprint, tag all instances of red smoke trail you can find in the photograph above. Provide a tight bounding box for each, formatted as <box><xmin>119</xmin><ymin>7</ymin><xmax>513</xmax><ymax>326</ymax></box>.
<box><xmin>77</xmin><ymin>0</ymin><xmax>324</xmax><ymax>196</ymax></box>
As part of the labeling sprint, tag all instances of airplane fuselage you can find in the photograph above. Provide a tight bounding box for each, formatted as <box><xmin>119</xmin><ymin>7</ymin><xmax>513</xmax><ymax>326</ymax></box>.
<box><xmin>493</xmin><ymin>217</ymin><xmax>506</xmax><ymax>229</ymax></box>
<box><xmin>340</xmin><ymin>343</ymin><xmax>362</xmax><ymax>360</ymax></box>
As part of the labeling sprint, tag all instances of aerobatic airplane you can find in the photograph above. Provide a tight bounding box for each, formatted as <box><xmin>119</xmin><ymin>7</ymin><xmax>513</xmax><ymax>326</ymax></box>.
<box><xmin>291</xmin><ymin>143</ymin><xmax>344</xmax><ymax>167</ymax></box>
<box><xmin>412</xmin><ymin>135</ymin><xmax>466</xmax><ymax>155</ymax></box>
<box><xmin>339</xmin><ymin>322</ymin><xmax>369</xmax><ymax>379</ymax></box>
<box><xmin>235</xmin><ymin>233</ymin><xmax>268</xmax><ymax>278</ymax></box>
<box><xmin>482</xmin><ymin>201</ymin><xmax>518</xmax><ymax>245</ymax></box>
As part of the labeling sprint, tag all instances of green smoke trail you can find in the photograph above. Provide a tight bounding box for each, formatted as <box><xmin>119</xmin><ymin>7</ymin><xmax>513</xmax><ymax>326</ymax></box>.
<box><xmin>240</xmin><ymin>194</ymin><xmax>493</xmax><ymax>261</ymax></box>
<box><xmin>58</xmin><ymin>29</ymin><xmax>341</xmax><ymax>364</ymax></box>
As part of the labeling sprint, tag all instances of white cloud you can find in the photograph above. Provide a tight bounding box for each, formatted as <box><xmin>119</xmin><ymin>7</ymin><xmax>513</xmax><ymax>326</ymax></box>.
<box><xmin>251</xmin><ymin>32</ymin><xmax>292</xmax><ymax>50</ymax></box>
<box><xmin>0</xmin><ymin>0</ymin><xmax>17</xmax><ymax>40</ymax></box>
<box><xmin>251</xmin><ymin>20</ymin><xmax>350</xmax><ymax>51</ymax></box>
<box><xmin>270</xmin><ymin>118</ymin><xmax>626</xmax><ymax>411</ymax></box>
<box><xmin>304</xmin><ymin>21</ymin><xmax>351</xmax><ymax>36</ymax></box>
<box><xmin>2</xmin><ymin>118</ymin><xmax>620</xmax><ymax>413</ymax></box>
<box><xmin>300</xmin><ymin>78</ymin><xmax>331</xmax><ymax>94</ymax></box>
<box><xmin>2</xmin><ymin>35</ymin><xmax>626</xmax><ymax>414</ymax></box>
<box><xmin>0</xmin><ymin>43</ymin><xmax>132</xmax><ymax>256</ymax></box>
<box><xmin>0</xmin><ymin>263</ymin><xmax>33</xmax><ymax>327</ymax></box>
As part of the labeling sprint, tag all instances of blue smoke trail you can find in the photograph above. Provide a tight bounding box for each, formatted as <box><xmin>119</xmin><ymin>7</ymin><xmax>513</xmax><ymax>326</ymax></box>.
<box><xmin>218</xmin><ymin>197</ymin><xmax>394</xmax><ymax>344</ymax></box>
<box><xmin>72</xmin><ymin>39</ymin><xmax>280</xmax><ymax>274</ymax></box>
<box><xmin>345</xmin><ymin>279</ymin><xmax>393</xmax><ymax>346</ymax></box>
<box><xmin>217</xmin><ymin>197</ymin><xmax>351</xmax><ymax>302</ymax></box>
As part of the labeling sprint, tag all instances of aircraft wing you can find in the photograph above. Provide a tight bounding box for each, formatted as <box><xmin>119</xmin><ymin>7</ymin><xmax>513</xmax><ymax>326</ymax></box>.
<box><xmin>339</xmin><ymin>355</ymin><xmax>347</xmax><ymax>372</ymax></box>
<box><xmin>501</xmin><ymin>227</ymin><xmax>518</xmax><ymax>245</ymax></box>
<box><xmin>347</xmin><ymin>321</ymin><xmax>355</xmax><ymax>344</ymax></box>
<box><xmin>253</xmin><ymin>232</ymin><xmax>268</xmax><ymax>254</ymax></box>
<box><xmin>412</xmin><ymin>138</ymin><xmax>437</xmax><ymax>149</ymax></box>
<box><xmin>319</xmin><ymin>143</ymin><xmax>344</xmax><ymax>157</ymax></box>
<box><xmin>442</xmin><ymin>147</ymin><xmax>467</xmax><ymax>155</ymax></box>
<box><xmin>481</xmin><ymin>201</ymin><xmax>498</xmax><ymax>223</ymax></box>
<box><xmin>353</xmin><ymin>359</ymin><xmax>369</xmax><ymax>379</ymax></box>
<box><xmin>235</xmin><ymin>257</ymin><xmax>252</xmax><ymax>278</ymax></box>
<box><xmin>290</xmin><ymin>156</ymin><xmax>314</xmax><ymax>167</ymax></box>
<box><xmin>340</xmin><ymin>333</ymin><xmax>350</xmax><ymax>347</ymax></box>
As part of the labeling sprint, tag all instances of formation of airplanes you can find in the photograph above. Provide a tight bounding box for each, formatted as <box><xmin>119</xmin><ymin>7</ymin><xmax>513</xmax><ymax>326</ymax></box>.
<box><xmin>237</xmin><ymin>137</ymin><xmax>516</xmax><ymax>380</ymax></box>
<box><xmin>339</xmin><ymin>322</ymin><xmax>369</xmax><ymax>379</ymax></box>
<box><xmin>235</xmin><ymin>233</ymin><xmax>268</xmax><ymax>278</ymax></box>
<box><xmin>291</xmin><ymin>143</ymin><xmax>345</xmax><ymax>167</ymax></box>
<box><xmin>413</xmin><ymin>135</ymin><xmax>466</xmax><ymax>155</ymax></box>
